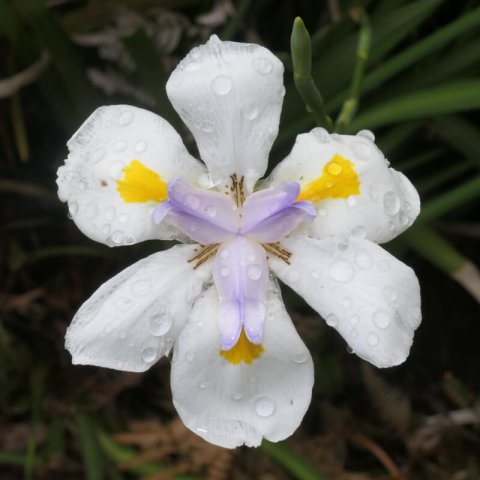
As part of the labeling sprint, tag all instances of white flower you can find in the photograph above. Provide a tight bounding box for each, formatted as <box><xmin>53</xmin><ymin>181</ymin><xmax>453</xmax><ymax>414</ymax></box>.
<box><xmin>57</xmin><ymin>35</ymin><xmax>421</xmax><ymax>448</ymax></box>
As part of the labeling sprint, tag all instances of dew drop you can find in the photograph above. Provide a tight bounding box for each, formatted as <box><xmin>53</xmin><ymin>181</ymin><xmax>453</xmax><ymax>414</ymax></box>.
<box><xmin>352</xmin><ymin>141</ymin><xmax>373</xmax><ymax>159</ymax></box>
<box><xmin>92</xmin><ymin>148</ymin><xmax>106</xmax><ymax>163</ymax></box>
<box><xmin>77</xmin><ymin>180</ymin><xmax>87</xmax><ymax>190</ymax></box>
<box><xmin>119</xmin><ymin>213</ymin><xmax>128</xmax><ymax>223</ymax></box>
<box><xmin>357</xmin><ymin>129</ymin><xmax>375</xmax><ymax>142</ymax></box>
<box><xmin>247</xmin><ymin>253</ymin><xmax>256</xmax><ymax>263</ymax></box>
<box><xmin>383</xmin><ymin>191</ymin><xmax>401</xmax><ymax>215</ymax></box>
<box><xmin>247</xmin><ymin>265</ymin><xmax>263</xmax><ymax>281</ymax></box>
<box><xmin>105</xmin><ymin>206</ymin><xmax>116</xmax><ymax>220</ymax></box>
<box><xmin>185</xmin><ymin>194</ymin><xmax>200</xmax><ymax>210</ymax></box>
<box><xmin>326</xmin><ymin>313</ymin><xmax>339</xmax><ymax>327</ymax></box>
<box><xmin>131</xmin><ymin>279</ymin><xmax>152</xmax><ymax>296</ymax></box>
<box><xmin>367</xmin><ymin>332</ymin><xmax>379</xmax><ymax>346</ymax></box>
<box><xmin>347</xmin><ymin>346</ymin><xmax>355</xmax><ymax>354</ymax></box>
<box><xmin>252</xmin><ymin>57</ymin><xmax>273</xmax><ymax>75</ymax></box>
<box><xmin>142</xmin><ymin>347</ymin><xmax>157</xmax><ymax>363</ymax></box>
<box><xmin>185</xmin><ymin>61</ymin><xmax>201</xmax><ymax>72</ymax></box>
<box><xmin>198</xmin><ymin>382</ymin><xmax>206</xmax><ymax>390</ymax></box>
<box><xmin>318</xmin><ymin>208</ymin><xmax>328</xmax><ymax>217</ymax></box>
<box><xmin>369</xmin><ymin>184</ymin><xmax>382</xmax><ymax>201</ymax></box>
<box><xmin>111</xmin><ymin>230</ymin><xmax>124</xmax><ymax>244</ymax></box>
<box><xmin>68</xmin><ymin>201</ymin><xmax>79</xmax><ymax>216</ymax></box>
<box><xmin>399</xmin><ymin>211</ymin><xmax>410</xmax><ymax>226</ymax></box>
<box><xmin>383</xmin><ymin>285</ymin><xmax>397</xmax><ymax>302</ymax></box>
<box><xmin>326</xmin><ymin>161</ymin><xmax>342</xmax><ymax>176</ymax></box>
<box><xmin>329</xmin><ymin>260</ymin><xmax>355</xmax><ymax>282</ymax></box>
<box><xmin>292</xmin><ymin>351</ymin><xmax>308</xmax><ymax>364</ymax></box>
<box><xmin>102</xmin><ymin>224</ymin><xmax>111</xmax><ymax>235</ymax></box>
<box><xmin>352</xmin><ymin>225</ymin><xmax>367</xmax><ymax>238</ymax></box>
<box><xmin>124</xmin><ymin>235</ymin><xmax>135</xmax><ymax>245</ymax></box>
<box><xmin>185</xmin><ymin>351</ymin><xmax>195</xmax><ymax>362</ymax></box>
<box><xmin>135</xmin><ymin>140</ymin><xmax>148</xmax><ymax>153</ymax></box>
<box><xmin>220</xmin><ymin>267</ymin><xmax>230</xmax><ymax>277</ymax></box>
<box><xmin>350</xmin><ymin>314</ymin><xmax>360</xmax><ymax>325</ymax></box>
<box><xmin>346</xmin><ymin>195</ymin><xmax>357</xmax><ymax>207</ymax></box>
<box><xmin>206</xmin><ymin>205</ymin><xmax>217</xmax><ymax>217</ymax></box>
<box><xmin>200</xmin><ymin>121</ymin><xmax>214</xmax><ymax>133</ymax></box>
<box><xmin>118</xmin><ymin>111</ymin><xmax>133</xmax><ymax>126</ymax></box>
<box><xmin>243</xmin><ymin>106</ymin><xmax>258</xmax><ymax>120</ymax></box>
<box><xmin>220</xmin><ymin>249</ymin><xmax>230</xmax><ymax>259</ymax></box>
<box><xmin>337</xmin><ymin>242</ymin><xmax>349</xmax><ymax>252</ymax></box>
<box><xmin>254</xmin><ymin>396</ymin><xmax>275</xmax><ymax>417</ymax></box>
<box><xmin>373</xmin><ymin>311</ymin><xmax>391</xmax><ymax>329</ymax></box>
<box><xmin>119</xmin><ymin>329</ymin><xmax>127</xmax><ymax>339</ymax></box>
<box><xmin>211</xmin><ymin>75</ymin><xmax>233</xmax><ymax>95</ymax></box>
<box><xmin>232</xmin><ymin>392</ymin><xmax>243</xmax><ymax>401</ymax></box>
<box><xmin>404</xmin><ymin>201</ymin><xmax>411</xmax><ymax>212</ymax></box>
<box><xmin>355</xmin><ymin>252</ymin><xmax>373</xmax><ymax>269</ymax></box>
<box><xmin>149</xmin><ymin>314</ymin><xmax>172</xmax><ymax>336</ymax></box>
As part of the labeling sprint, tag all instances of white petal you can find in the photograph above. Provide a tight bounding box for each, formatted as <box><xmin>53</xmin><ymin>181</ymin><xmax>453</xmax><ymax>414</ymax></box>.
<box><xmin>65</xmin><ymin>244</ymin><xmax>212</xmax><ymax>372</ymax></box>
<box><xmin>166</xmin><ymin>35</ymin><xmax>284</xmax><ymax>194</ymax></box>
<box><xmin>270</xmin><ymin>235</ymin><xmax>421</xmax><ymax>368</ymax></box>
<box><xmin>171</xmin><ymin>281</ymin><xmax>313</xmax><ymax>448</ymax></box>
<box><xmin>268</xmin><ymin>129</ymin><xmax>420</xmax><ymax>243</ymax></box>
<box><xmin>57</xmin><ymin>105</ymin><xmax>206</xmax><ymax>246</ymax></box>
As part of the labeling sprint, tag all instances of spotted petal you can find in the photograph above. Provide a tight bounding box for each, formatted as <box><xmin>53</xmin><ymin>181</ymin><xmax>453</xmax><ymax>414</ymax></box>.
<box><xmin>57</xmin><ymin>105</ymin><xmax>206</xmax><ymax>246</ymax></box>
<box><xmin>65</xmin><ymin>244</ymin><xmax>212</xmax><ymax>372</ymax></box>
<box><xmin>269</xmin><ymin>235</ymin><xmax>421</xmax><ymax>368</ymax></box>
<box><xmin>166</xmin><ymin>35</ymin><xmax>284</xmax><ymax>194</ymax></box>
<box><xmin>268</xmin><ymin>129</ymin><xmax>420</xmax><ymax>244</ymax></box>
<box><xmin>171</xmin><ymin>281</ymin><xmax>313</xmax><ymax>448</ymax></box>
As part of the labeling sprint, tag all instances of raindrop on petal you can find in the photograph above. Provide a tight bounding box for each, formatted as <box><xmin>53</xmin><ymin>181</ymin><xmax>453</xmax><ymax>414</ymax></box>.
<box><xmin>254</xmin><ymin>396</ymin><xmax>275</xmax><ymax>417</ymax></box>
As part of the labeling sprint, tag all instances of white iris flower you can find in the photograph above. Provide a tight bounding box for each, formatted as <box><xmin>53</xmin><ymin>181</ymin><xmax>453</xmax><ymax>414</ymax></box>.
<box><xmin>57</xmin><ymin>35</ymin><xmax>421</xmax><ymax>448</ymax></box>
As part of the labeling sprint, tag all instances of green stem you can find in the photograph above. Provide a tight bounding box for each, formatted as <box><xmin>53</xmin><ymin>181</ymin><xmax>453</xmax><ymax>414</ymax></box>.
<box><xmin>221</xmin><ymin>0</ymin><xmax>252</xmax><ymax>40</ymax></box>
<box><xmin>291</xmin><ymin>17</ymin><xmax>332</xmax><ymax>130</ymax></box>
<box><xmin>335</xmin><ymin>14</ymin><xmax>371</xmax><ymax>132</ymax></box>
<box><xmin>75</xmin><ymin>414</ymin><xmax>104</xmax><ymax>480</ymax></box>
<box><xmin>261</xmin><ymin>440</ymin><xmax>328</xmax><ymax>480</ymax></box>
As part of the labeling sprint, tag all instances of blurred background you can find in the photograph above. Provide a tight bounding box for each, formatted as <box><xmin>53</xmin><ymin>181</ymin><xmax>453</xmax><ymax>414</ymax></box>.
<box><xmin>1</xmin><ymin>0</ymin><xmax>480</xmax><ymax>479</ymax></box>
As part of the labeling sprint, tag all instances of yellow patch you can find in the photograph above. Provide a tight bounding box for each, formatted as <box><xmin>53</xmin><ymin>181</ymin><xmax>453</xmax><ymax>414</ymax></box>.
<box><xmin>220</xmin><ymin>329</ymin><xmax>264</xmax><ymax>365</ymax></box>
<box><xmin>296</xmin><ymin>154</ymin><xmax>360</xmax><ymax>203</ymax></box>
<box><xmin>116</xmin><ymin>160</ymin><xmax>167</xmax><ymax>203</ymax></box>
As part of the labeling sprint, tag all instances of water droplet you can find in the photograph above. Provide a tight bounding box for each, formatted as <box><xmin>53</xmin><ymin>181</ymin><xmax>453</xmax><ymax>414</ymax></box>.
<box><xmin>247</xmin><ymin>253</ymin><xmax>256</xmax><ymax>263</ymax></box>
<box><xmin>312</xmin><ymin>127</ymin><xmax>329</xmax><ymax>143</ymax></box>
<box><xmin>119</xmin><ymin>213</ymin><xmax>128</xmax><ymax>223</ymax></box>
<box><xmin>198</xmin><ymin>382</ymin><xmax>206</xmax><ymax>390</ymax></box>
<box><xmin>77</xmin><ymin>180</ymin><xmax>87</xmax><ymax>190</ymax></box>
<box><xmin>357</xmin><ymin>129</ymin><xmax>375</xmax><ymax>142</ymax></box>
<box><xmin>111</xmin><ymin>230</ymin><xmax>124</xmax><ymax>244</ymax></box>
<box><xmin>369</xmin><ymin>184</ymin><xmax>382</xmax><ymax>201</ymax></box>
<box><xmin>352</xmin><ymin>225</ymin><xmax>367</xmax><ymax>238</ymax></box>
<box><xmin>337</xmin><ymin>242</ymin><xmax>349</xmax><ymax>252</ymax></box>
<box><xmin>149</xmin><ymin>314</ymin><xmax>172</xmax><ymax>336</ymax></box>
<box><xmin>293</xmin><ymin>351</ymin><xmax>308</xmax><ymax>364</ymax></box>
<box><xmin>124</xmin><ymin>235</ymin><xmax>135</xmax><ymax>245</ymax></box>
<box><xmin>185</xmin><ymin>61</ymin><xmax>201</xmax><ymax>72</ymax></box>
<box><xmin>185</xmin><ymin>195</ymin><xmax>200</xmax><ymax>210</ymax></box>
<box><xmin>200</xmin><ymin>121</ymin><xmax>214</xmax><ymax>133</ymax></box>
<box><xmin>252</xmin><ymin>57</ymin><xmax>273</xmax><ymax>75</ymax></box>
<box><xmin>326</xmin><ymin>313</ymin><xmax>339</xmax><ymax>327</ymax></box>
<box><xmin>232</xmin><ymin>392</ymin><xmax>243</xmax><ymax>401</ymax></box>
<box><xmin>383</xmin><ymin>191</ymin><xmax>401</xmax><ymax>215</ymax></box>
<box><xmin>355</xmin><ymin>252</ymin><xmax>373</xmax><ymax>269</ymax></box>
<box><xmin>220</xmin><ymin>249</ymin><xmax>229</xmax><ymax>259</ymax></box>
<box><xmin>399</xmin><ymin>211</ymin><xmax>409</xmax><ymax>226</ymax></box>
<box><xmin>205</xmin><ymin>205</ymin><xmax>217</xmax><ymax>217</ymax></box>
<box><xmin>119</xmin><ymin>329</ymin><xmax>127</xmax><ymax>339</ymax></box>
<box><xmin>211</xmin><ymin>75</ymin><xmax>233</xmax><ymax>95</ymax></box>
<box><xmin>86</xmin><ymin>203</ymin><xmax>98</xmax><ymax>219</ymax></box>
<box><xmin>350</xmin><ymin>314</ymin><xmax>360</xmax><ymax>325</ymax></box>
<box><xmin>220</xmin><ymin>267</ymin><xmax>230</xmax><ymax>277</ymax></box>
<box><xmin>243</xmin><ymin>106</ymin><xmax>258</xmax><ymax>120</ymax></box>
<box><xmin>254</xmin><ymin>396</ymin><xmax>275</xmax><ymax>417</ymax></box>
<box><xmin>185</xmin><ymin>351</ymin><xmax>194</xmax><ymax>362</ymax></box>
<box><xmin>68</xmin><ymin>201</ymin><xmax>78</xmax><ymax>216</ymax></box>
<box><xmin>373</xmin><ymin>311</ymin><xmax>391</xmax><ymax>329</ymax></box>
<box><xmin>367</xmin><ymin>332</ymin><xmax>379</xmax><ymax>346</ymax></box>
<box><xmin>110</xmin><ymin>162</ymin><xmax>124</xmax><ymax>180</ymax></box>
<box><xmin>113</xmin><ymin>140</ymin><xmax>127</xmax><ymax>152</ymax></box>
<box><xmin>347</xmin><ymin>346</ymin><xmax>355</xmax><ymax>354</ymax></box>
<box><xmin>287</xmin><ymin>269</ymin><xmax>300</xmax><ymax>282</ymax></box>
<box><xmin>131</xmin><ymin>279</ymin><xmax>152</xmax><ymax>296</ymax></box>
<box><xmin>142</xmin><ymin>347</ymin><xmax>157</xmax><ymax>363</ymax></box>
<box><xmin>318</xmin><ymin>208</ymin><xmax>328</xmax><ymax>217</ymax></box>
<box><xmin>105</xmin><ymin>206</ymin><xmax>116</xmax><ymax>220</ymax></box>
<box><xmin>326</xmin><ymin>161</ymin><xmax>342</xmax><ymax>176</ymax></box>
<box><xmin>92</xmin><ymin>148</ymin><xmax>106</xmax><ymax>163</ymax></box>
<box><xmin>325</xmin><ymin>181</ymin><xmax>333</xmax><ymax>189</ymax></box>
<box><xmin>247</xmin><ymin>265</ymin><xmax>263</xmax><ymax>281</ymax></box>
<box><xmin>118</xmin><ymin>111</ymin><xmax>133</xmax><ymax>126</ymax></box>
<box><xmin>351</xmin><ymin>141</ymin><xmax>373</xmax><ymax>159</ymax></box>
<box><xmin>102</xmin><ymin>224</ymin><xmax>111</xmax><ymax>235</ymax></box>
<box><xmin>329</xmin><ymin>260</ymin><xmax>355</xmax><ymax>282</ymax></box>
<box><xmin>346</xmin><ymin>195</ymin><xmax>357</xmax><ymax>207</ymax></box>
<box><xmin>383</xmin><ymin>285</ymin><xmax>397</xmax><ymax>302</ymax></box>
<box><xmin>135</xmin><ymin>140</ymin><xmax>147</xmax><ymax>153</ymax></box>
<box><xmin>404</xmin><ymin>201</ymin><xmax>411</xmax><ymax>212</ymax></box>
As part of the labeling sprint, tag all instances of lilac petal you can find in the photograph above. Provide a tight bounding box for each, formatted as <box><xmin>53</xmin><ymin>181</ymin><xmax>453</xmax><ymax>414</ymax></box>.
<box><xmin>213</xmin><ymin>237</ymin><xmax>268</xmax><ymax>349</ymax></box>
<box><xmin>242</xmin><ymin>181</ymin><xmax>300</xmax><ymax>232</ymax></box>
<box><xmin>167</xmin><ymin>177</ymin><xmax>239</xmax><ymax>232</ymax></box>
<box><xmin>244</xmin><ymin>201</ymin><xmax>316</xmax><ymax>244</ymax></box>
<box><xmin>161</xmin><ymin>209</ymin><xmax>234</xmax><ymax>244</ymax></box>
<box><xmin>152</xmin><ymin>201</ymin><xmax>173</xmax><ymax>224</ymax></box>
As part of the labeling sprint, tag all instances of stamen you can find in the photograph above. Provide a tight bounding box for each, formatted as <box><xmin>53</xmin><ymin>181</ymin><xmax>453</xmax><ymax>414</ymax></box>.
<box><xmin>187</xmin><ymin>244</ymin><xmax>219</xmax><ymax>269</ymax></box>
<box><xmin>230</xmin><ymin>173</ymin><xmax>245</xmax><ymax>207</ymax></box>
<box><xmin>263</xmin><ymin>243</ymin><xmax>292</xmax><ymax>264</ymax></box>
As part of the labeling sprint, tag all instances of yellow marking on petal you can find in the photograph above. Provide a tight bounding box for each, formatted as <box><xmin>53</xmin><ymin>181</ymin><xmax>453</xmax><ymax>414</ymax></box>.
<box><xmin>296</xmin><ymin>154</ymin><xmax>360</xmax><ymax>203</ymax></box>
<box><xmin>116</xmin><ymin>160</ymin><xmax>167</xmax><ymax>203</ymax></box>
<box><xmin>220</xmin><ymin>329</ymin><xmax>264</xmax><ymax>365</ymax></box>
